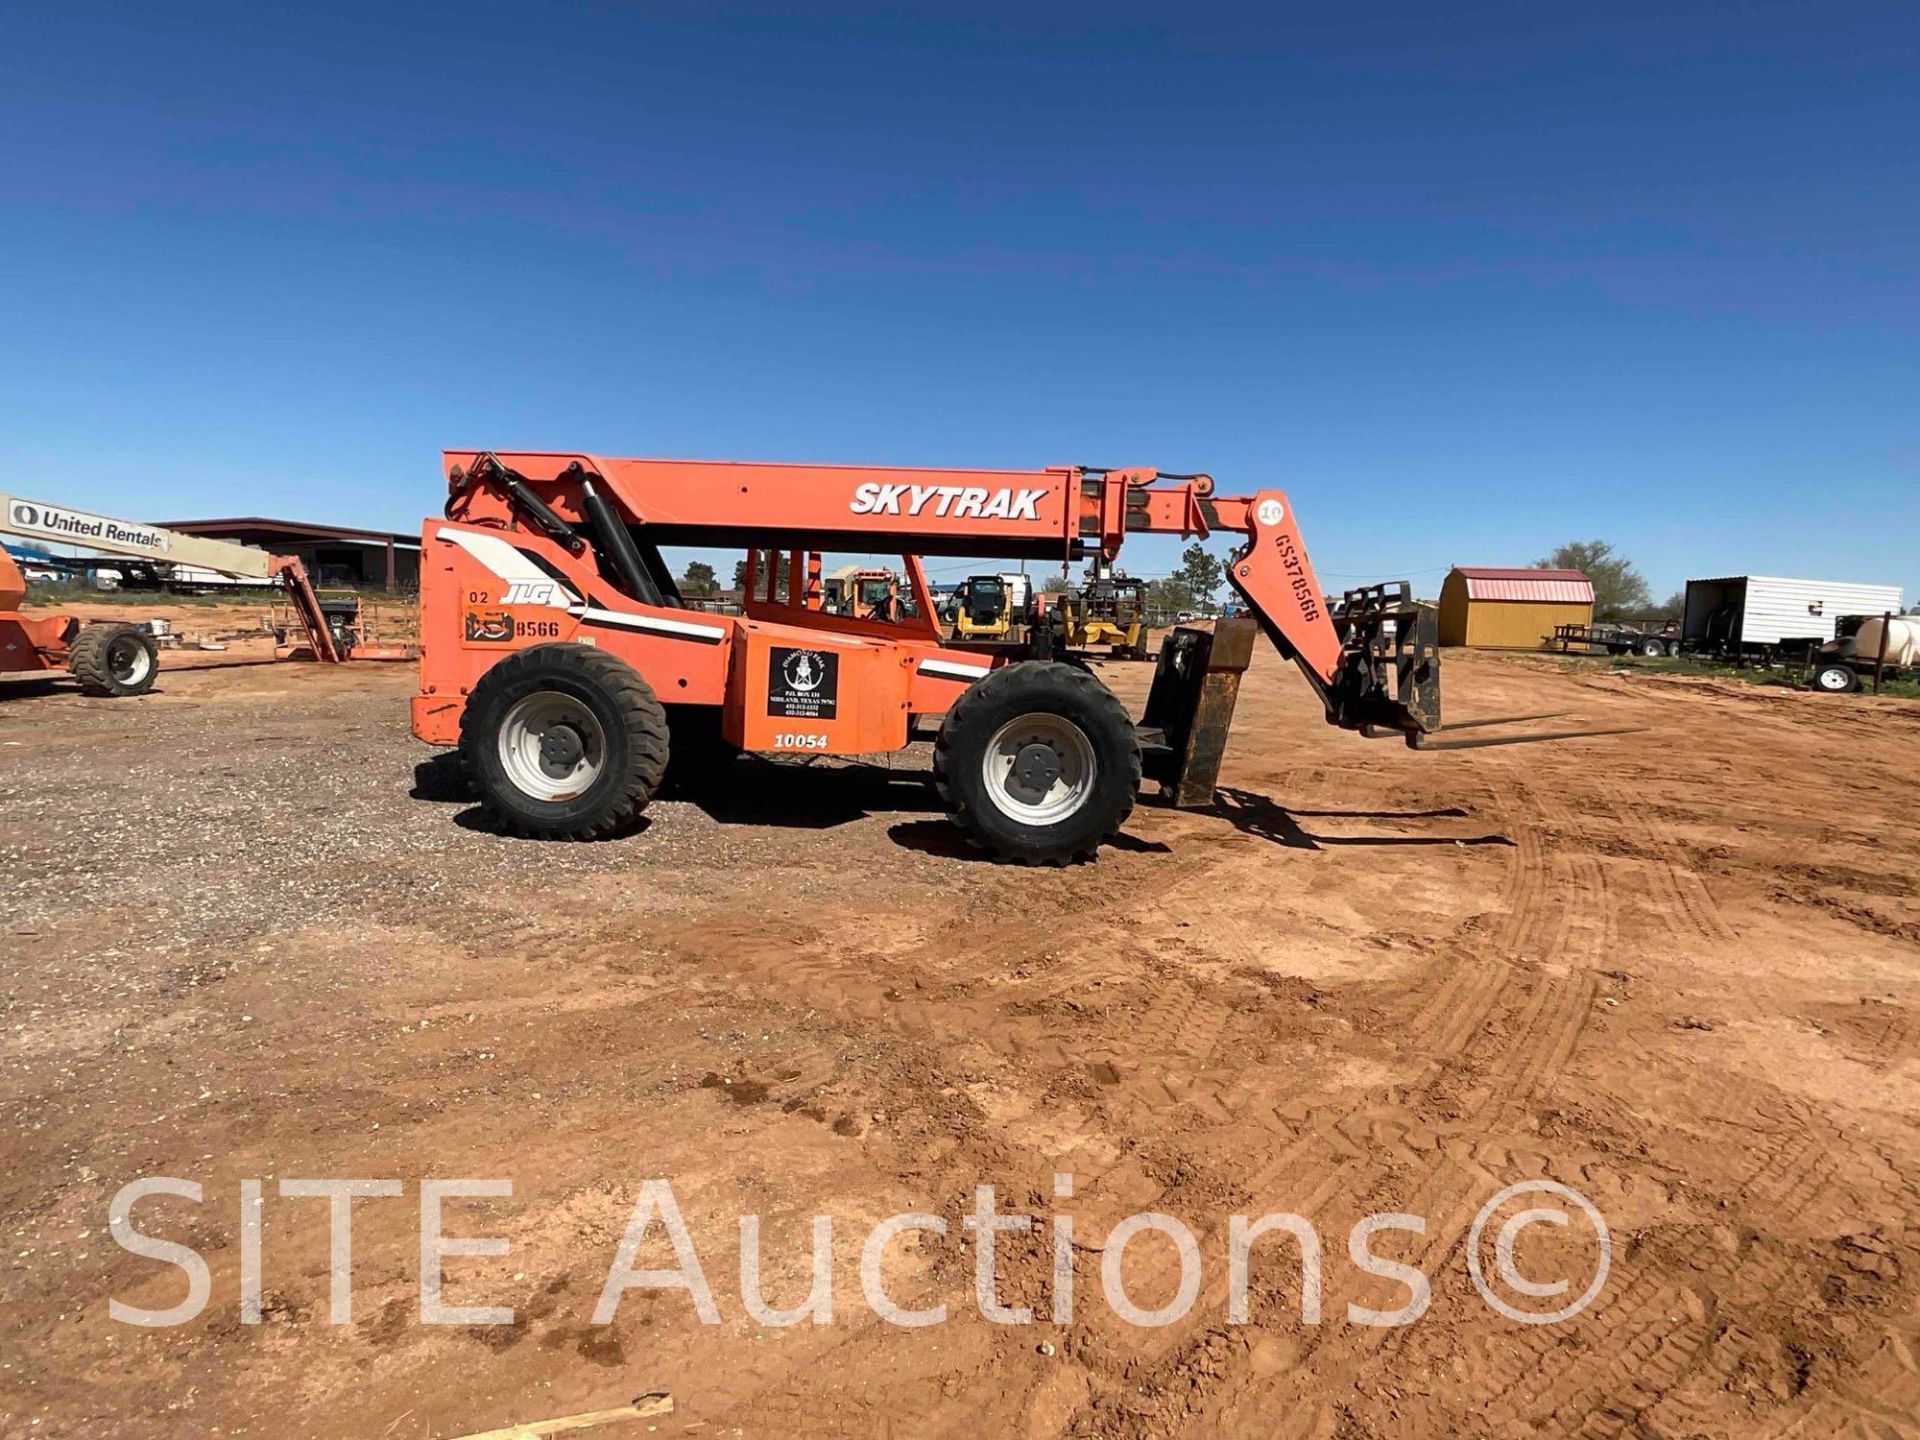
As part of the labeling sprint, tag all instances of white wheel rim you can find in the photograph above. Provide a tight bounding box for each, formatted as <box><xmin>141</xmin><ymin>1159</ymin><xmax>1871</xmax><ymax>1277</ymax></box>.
<box><xmin>1816</xmin><ymin>668</ymin><xmax>1850</xmax><ymax>690</ymax></box>
<box><xmin>108</xmin><ymin>637</ymin><xmax>152</xmax><ymax>687</ymax></box>
<box><xmin>980</xmin><ymin>712</ymin><xmax>1096</xmax><ymax>826</ymax></box>
<box><xmin>499</xmin><ymin>692</ymin><xmax>607</xmax><ymax>802</ymax></box>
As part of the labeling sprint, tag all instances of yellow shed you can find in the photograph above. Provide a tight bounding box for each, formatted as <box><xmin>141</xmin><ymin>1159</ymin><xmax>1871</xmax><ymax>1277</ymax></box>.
<box><xmin>1438</xmin><ymin>567</ymin><xmax>1595</xmax><ymax>648</ymax></box>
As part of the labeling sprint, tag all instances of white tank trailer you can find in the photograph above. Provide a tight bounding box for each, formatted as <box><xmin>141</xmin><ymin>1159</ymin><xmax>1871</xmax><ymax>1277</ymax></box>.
<box><xmin>1810</xmin><ymin>613</ymin><xmax>1920</xmax><ymax>693</ymax></box>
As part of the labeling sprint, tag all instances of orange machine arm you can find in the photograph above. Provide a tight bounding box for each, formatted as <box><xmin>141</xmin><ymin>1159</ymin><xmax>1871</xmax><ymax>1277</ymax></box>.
<box><xmin>442</xmin><ymin>451</ymin><xmax>1438</xmax><ymax>736</ymax></box>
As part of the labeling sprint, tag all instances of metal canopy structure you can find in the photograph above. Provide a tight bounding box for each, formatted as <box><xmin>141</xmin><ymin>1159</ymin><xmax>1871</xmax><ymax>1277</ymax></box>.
<box><xmin>159</xmin><ymin>516</ymin><xmax>420</xmax><ymax>591</ymax></box>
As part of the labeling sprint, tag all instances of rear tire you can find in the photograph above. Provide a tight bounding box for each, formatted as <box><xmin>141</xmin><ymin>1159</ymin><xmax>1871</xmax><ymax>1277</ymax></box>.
<box><xmin>933</xmin><ymin>661</ymin><xmax>1141</xmax><ymax>865</ymax></box>
<box><xmin>68</xmin><ymin>623</ymin><xmax>159</xmax><ymax>697</ymax></box>
<box><xmin>460</xmin><ymin>644</ymin><xmax>669</xmax><ymax>838</ymax></box>
<box><xmin>1811</xmin><ymin>662</ymin><xmax>1860</xmax><ymax>694</ymax></box>
<box><xmin>1636</xmin><ymin>637</ymin><xmax>1667</xmax><ymax>657</ymax></box>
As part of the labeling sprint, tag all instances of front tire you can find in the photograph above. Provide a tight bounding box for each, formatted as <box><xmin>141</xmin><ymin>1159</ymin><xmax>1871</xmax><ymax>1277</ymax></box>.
<box><xmin>69</xmin><ymin>623</ymin><xmax>159</xmax><ymax>697</ymax></box>
<box><xmin>460</xmin><ymin>644</ymin><xmax>669</xmax><ymax>838</ymax></box>
<box><xmin>1636</xmin><ymin>637</ymin><xmax>1667</xmax><ymax>657</ymax></box>
<box><xmin>933</xmin><ymin>661</ymin><xmax>1141</xmax><ymax>865</ymax></box>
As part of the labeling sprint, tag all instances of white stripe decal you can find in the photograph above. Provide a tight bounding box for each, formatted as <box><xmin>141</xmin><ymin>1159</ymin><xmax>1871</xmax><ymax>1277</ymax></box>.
<box><xmin>439</xmin><ymin>528</ymin><xmax>564</xmax><ymax>589</ymax></box>
<box><xmin>918</xmin><ymin>659</ymin><xmax>992</xmax><ymax>680</ymax></box>
<box><xmin>576</xmin><ymin>607</ymin><xmax>729</xmax><ymax>641</ymax></box>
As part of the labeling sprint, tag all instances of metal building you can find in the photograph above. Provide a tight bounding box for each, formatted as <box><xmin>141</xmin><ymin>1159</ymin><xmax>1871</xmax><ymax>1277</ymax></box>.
<box><xmin>1438</xmin><ymin>566</ymin><xmax>1595</xmax><ymax>648</ymax></box>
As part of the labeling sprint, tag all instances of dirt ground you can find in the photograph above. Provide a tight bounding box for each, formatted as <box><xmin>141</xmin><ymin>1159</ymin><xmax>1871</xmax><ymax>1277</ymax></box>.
<box><xmin>1</xmin><ymin>641</ymin><xmax>1915</xmax><ymax>1438</ymax></box>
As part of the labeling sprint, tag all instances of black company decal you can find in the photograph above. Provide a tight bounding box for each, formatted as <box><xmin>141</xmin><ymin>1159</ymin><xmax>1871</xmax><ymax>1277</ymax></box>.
<box><xmin>768</xmin><ymin>647</ymin><xmax>838</xmax><ymax>719</ymax></box>
<box><xmin>464</xmin><ymin>607</ymin><xmax>515</xmax><ymax>644</ymax></box>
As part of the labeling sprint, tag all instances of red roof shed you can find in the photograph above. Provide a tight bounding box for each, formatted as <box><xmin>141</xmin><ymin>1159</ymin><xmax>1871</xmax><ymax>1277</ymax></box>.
<box><xmin>1439</xmin><ymin>567</ymin><xmax>1596</xmax><ymax>647</ymax></box>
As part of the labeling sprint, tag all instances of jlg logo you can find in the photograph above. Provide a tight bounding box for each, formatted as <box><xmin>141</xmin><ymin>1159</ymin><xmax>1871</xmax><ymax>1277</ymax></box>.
<box><xmin>501</xmin><ymin>580</ymin><xmax>570</xmax><ymax>608</ymax></box>
<box><xmin>850</xmin><ymin>483</ymin><xmax>1046</xmax><ymax>522</ymax></box>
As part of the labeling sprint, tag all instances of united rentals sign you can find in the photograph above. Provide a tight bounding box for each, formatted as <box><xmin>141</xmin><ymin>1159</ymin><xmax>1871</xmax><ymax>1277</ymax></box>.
<box><xmin>5</xmin><ymin>498</ymin><xmax>171</xmax><ymax>554</ymax></box>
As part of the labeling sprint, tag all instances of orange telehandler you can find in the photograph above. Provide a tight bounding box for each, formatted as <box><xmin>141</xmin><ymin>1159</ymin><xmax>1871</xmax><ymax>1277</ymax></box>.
<box><xmin>414</xmin><ymin>453</ymin><xmax>1568</xmax><ymax>863</ymax></box>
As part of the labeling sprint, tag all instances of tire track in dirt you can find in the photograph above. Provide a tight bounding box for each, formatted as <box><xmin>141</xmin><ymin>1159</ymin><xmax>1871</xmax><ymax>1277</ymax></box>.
<box><xmin>896</xmin><ymin>755</ymin><xmax>1771</xmax><ymax>1440</ymax></box>
<box><xmin>1495</xmin><ymin>811</ymin><xmax>1557</xmax><ymax>959</ymax></box>
<box><xmin>1083</xmin><ymin>768</ymin><xmax>1743</xmax><ymax>1429</ymax></box>
<box><xmin>676</xmin><ymin>748</ymin><xmax>1884</xmax><ymax>1440</ymax></box>
<box><xmin>573</xmin><ymin>706</ymin><xmax>1891</xmax><ymax>1438</ymax></box>
<box><xmin>1423</xmin><ymin>782</ymin><xmax>1812</xmax><ymax>1434</ymax></box>
<box><xmin>1471</xmin><ymin>772</ymin><xmax>1915</xmax><ymax>1440</ymax></box>
<box><xmin>1465</xmin><ymin>1092</ymin><xmax>1826</xmax><ymax>1433</ymax></box>
<box><xmin>1587</xmin><ymin>788</ymin><xmax>1736</xmax><ymax>945</ymax></box>
<box><xmin>1467</xmin><ymin>1076</ymin><xmax>1919</xmax><ymax>1437</ymax></box>
<box><xmin>1056</xmin><ymin>774</ymin><xmax>1611</xmax><ymax>1421</ymax></box>
<box><xmin>1487</xmin><ymin>965</ymin><xmax>1600</xmax><ymax>1120</ymax></box>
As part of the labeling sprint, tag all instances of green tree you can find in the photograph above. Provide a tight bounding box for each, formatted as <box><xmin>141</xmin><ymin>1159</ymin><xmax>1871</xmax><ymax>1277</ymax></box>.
<box><xmin>1535</xmin><ymin>540</ymin><xmax>1651</xmax><ymax>621</ymax></box>
<box><xmin>1177</xmin><ymin>543</ymin><xmax>1226</xmax><ymax>614</ymax></box>
<box><xmin>1147</xmin><ymin>576</ymin><xmax>1196</xmax><ymax>617</ymax></box>
<box><xmin>681</xmin><ymin>560</ymin><xmax>718</xmax><ymax>598</ymax></box>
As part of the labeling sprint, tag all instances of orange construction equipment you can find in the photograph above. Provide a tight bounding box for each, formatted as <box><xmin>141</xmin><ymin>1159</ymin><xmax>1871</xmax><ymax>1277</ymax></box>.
<box><xmin>1</xmin><ymin>494</ymin><xmax>412</xmax><ymax>692</ymax></box>
<box><xmin>0</xmin><ymin>545</ymin><xmax>164</xmax><ymax>695</ymax></box>
<box><xmin>414</xmin><ymin>453</ymin><xmax>1566</xmax><ymax>862</ymax></box>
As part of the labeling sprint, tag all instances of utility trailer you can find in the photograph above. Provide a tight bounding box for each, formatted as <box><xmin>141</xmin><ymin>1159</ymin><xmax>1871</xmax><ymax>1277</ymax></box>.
<box><xmin>413</xmin><ymin>453</ymin><xmax>1616</xmax><ymax>863</ymax></box>
<box><xmin>1808</xmin><ymin>613</ymin><xmax>1920</xmax><ymax>694</ymax></box>
<box><xmin>1547</xmin><ymin>621</ymin><xmax>1680</xmax><ymax>659</ymax></box>
<box><xmin>1682</xmin><ymin>575</ymin><xmax>1904</xmax><ymax>665</ymax></box>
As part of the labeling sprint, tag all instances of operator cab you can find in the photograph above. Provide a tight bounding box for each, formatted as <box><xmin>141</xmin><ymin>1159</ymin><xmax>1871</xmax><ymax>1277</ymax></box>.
<box><xmin>853</xmin><ymin>573</ymin><xmax>912</xmax><ymax>623</ymax></box>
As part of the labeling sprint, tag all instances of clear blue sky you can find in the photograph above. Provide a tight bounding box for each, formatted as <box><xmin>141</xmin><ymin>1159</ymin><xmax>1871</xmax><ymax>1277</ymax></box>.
<box><xmin>3</xmin><ymin>1</ymin><xmax>1915</xmax><ymax>602</ymax></box>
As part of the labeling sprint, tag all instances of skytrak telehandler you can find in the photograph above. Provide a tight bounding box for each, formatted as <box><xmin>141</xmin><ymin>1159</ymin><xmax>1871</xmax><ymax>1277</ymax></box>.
<box><xmin>413</xmin><ymin>453</ymin><xmax>1579</xmax><ymax>863</ymax></box>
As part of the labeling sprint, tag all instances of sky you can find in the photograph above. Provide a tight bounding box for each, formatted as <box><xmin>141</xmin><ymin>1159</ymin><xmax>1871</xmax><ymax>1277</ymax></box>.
<box><xmin>2</xmin><ymin>1</ymin><xmax>1915</xmax><ymax>603</ymax></box>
